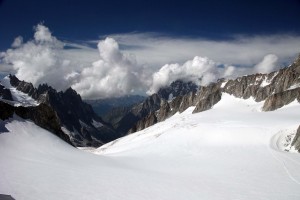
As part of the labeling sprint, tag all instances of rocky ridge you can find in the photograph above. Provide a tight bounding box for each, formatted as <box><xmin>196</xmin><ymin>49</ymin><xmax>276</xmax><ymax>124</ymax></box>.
<box><xmin>112</xmin><ymin>81</ymin><xmax>198</xmax><ymax>135</ymax></box>
<box><xmin>291</xmin><ymin>126</ymin><xmax>300</xmax><ymax>151</ymax></box>
<box><xmin>85</xmin><ymin>95</ymin><xmax>145</xmax><ymax>117</ymax></box>
<box><xmin>1</xmin><ymin>55</ymin><xmax>300</xmax><ymax>150</ymax></box>
<box><xmin>0</xmin><ymin>75</ymin><xmax>119</xmax><ymax>147</ymax></box>
<box><xmin>0</xmin><ymin>101</ymin><xmax>73</xmax><ymax>145</ymax></box>
<box><xmin>128</xmin><ymin>55</ymin><xmax>300</xmax><ymax>151</ymax></box>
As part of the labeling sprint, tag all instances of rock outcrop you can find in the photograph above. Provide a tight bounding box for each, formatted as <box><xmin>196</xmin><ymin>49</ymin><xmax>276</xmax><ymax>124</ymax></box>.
<box><xmin>115</xmin><ymin>81</ymin><xmax>199</xmax><ymax>134</ymax></box>
<box><xmin>0</xmin><ymin>101</ymin><xmax>73</xmax><ymax>145</ymax></box>
<box><xmin>127</xmin><ymin>55</ymin><xmax>300</xmax><ymax>134</ymax></box>
<box><xmin>2</xmin><ymin>55</ymin><xmax>300</xmax><ymax>147</ymax></box>
<box><xmin>86</xmin><ymin>95</ymin><xmax>145</xmax><ymax>117</ymax></box>
<box><xmin>157</xmin><ymin>80</ymin><xmax>198</xmax><ymax>100</ymax></box>
<box><xmin>262</xmin><ymin>88</ymin><xmax>300</xmax><ymax>111</ymax></box>
<box><xmin>0</xmin><ymin>84</ymin><xmax>13</xmax><ymax>101</ymax></box>
<box><xmin>291</xmin><ymin>126</ymin><xmax>300</xmax><ymax>152</ymax></box>
<box><xmin>115</xmin><ymin>94</ymin><xmax>161</xmax><ymax>135</ymax></box>
<box><xmin>1</xmin><ymin>75</ymin><xmax>120</xmax><ymax>147</ymax></box>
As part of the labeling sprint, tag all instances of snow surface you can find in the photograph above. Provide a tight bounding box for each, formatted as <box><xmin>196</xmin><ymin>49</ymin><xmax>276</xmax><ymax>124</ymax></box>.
<box><xmin>220</xmin><ymin>81</ymin><xmax>227</xmax><ymax>88</ymax></box>
<box><xmin>260</xmin><ymin>72</ymin><xmax>278</xmax><ymax>87</ymax></box>
<box><xmin>260</xmin><ymin>77</ymin><xmax>271</xmax><ymax>87</ymax></box>
<box><xmin>0</xmin><ymin>76</ymin><xmax>39</xmax><ymax>107</ymax></box>
<box><xmin>1</xmin><ymin>94</ymin><xmax>300</xmax><ymax>200</ymax></box>
<box><xmin>288</xmin><ymin>83</ymin><xmax>300</xmax><ymax>90</ymax></box>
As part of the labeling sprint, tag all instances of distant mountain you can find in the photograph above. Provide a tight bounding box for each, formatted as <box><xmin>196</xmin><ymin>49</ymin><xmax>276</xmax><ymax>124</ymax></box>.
<box><xmin>0</xmin><ymin>75</ymin><xmax>120</xmax><ymax>147</ymax></box>
<box><xmin>157</xmin><ymin>80</ymin><xmax>198</xmax><ymax>100</ymax></box>
<box><xmin>112</xmin><ymin>80</ymin><xmax>198</xmax><ymax>135</ymax></box>
<box><xmin>85</xmin><ymin>95</ymin><xmax>145</xmax><ymax>117</ymax></box>
<box><xmin>2</xmin><ymin>55</ymin><xmax>300</xmax><ymax>151</ymax></box>
<box><xmin>115</xmin><ymin>55</ymin><xmax>300</xmax><ymax>149</ymax></box>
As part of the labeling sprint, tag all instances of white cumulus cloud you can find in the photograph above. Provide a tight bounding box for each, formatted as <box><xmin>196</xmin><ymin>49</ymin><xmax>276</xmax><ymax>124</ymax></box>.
<box><xmin>148</xmin><ymin>56</ymin><xmax>218</xmax><ymax>94</ymax></box>
<box><xmin>1</xmin><ymin>24</ymin><xmax>76</xmax><ymax>90</ymax></box>
<box><xmin>1</xmin><ymin>24</ymin><xmax>299</xmax><ymax>99</ymax></box>
<box><xmin>71</xmin><ymin>37</ymin><xmax>146</xmax><ymax>99</ymax></box>
<box><xmin>34</xmin><ymin>24</ymin><xmax>57</xmax><ymax>43</ymax></box>
<box><xmin>254</xmin><ymin>54</ymin><xmax>279</xmax><ymax>74</ymax></box>
<box><xmin>11</xmin><ymin>36</ymin><xmax>23</xmax><ymax>48</ymax></box>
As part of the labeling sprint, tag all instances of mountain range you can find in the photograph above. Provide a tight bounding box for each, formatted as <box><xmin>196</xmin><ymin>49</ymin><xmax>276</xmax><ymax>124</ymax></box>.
<box><xmin>1</xmin><ymin>55</ymin><xmax>300</xmax><ymax>200</ymax></box>
<box><xmin>0</xmin><ymin>75</ymin><xmax>120</xmax><ymax>147</ymax></box>
<box><xmin>1</xmin><ymin>55</ymin><xmax>300</xmax><ymax>151</ymax></box>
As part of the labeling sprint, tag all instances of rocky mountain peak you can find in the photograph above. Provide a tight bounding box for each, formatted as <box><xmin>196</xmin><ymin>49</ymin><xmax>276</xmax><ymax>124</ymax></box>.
<box><xmin>127</xmin><ymin>55</ymin><xmax>300</xmax><ymax>136</ymax></box>
<box><xmin>0</xmin><ymin>75</ymin><xmax>120</xmax><ymax>147</ymax></box>
<box><xmin>157</xmin><ymin>80</ymin><xmax>198</xmax><ymax>100</ymax></box>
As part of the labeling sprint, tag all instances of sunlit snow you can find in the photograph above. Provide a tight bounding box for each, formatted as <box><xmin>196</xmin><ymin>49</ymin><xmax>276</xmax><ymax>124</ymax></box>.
<box><xmin>0</xmin><ymin>94</ymin><xmax>300</xmax><ymax>200</ymax></box>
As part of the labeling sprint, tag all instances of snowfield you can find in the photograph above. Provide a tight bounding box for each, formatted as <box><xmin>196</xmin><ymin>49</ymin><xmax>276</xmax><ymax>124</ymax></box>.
<box><xmin>1</xmin><ymin>94</ymin><xmax>300</xmax><ymax>200</ymax></box>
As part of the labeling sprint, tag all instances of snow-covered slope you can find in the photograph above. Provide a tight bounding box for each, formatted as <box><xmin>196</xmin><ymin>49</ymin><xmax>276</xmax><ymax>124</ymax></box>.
<box><xmin>0</xmin><ymin>76</ymin><xmax>39</xmax><ymax>107</ymax></box>
<box><xmin>1</xmin><ymin>94</ymin><xmax>300</xmax><ymax>200</ymax></box>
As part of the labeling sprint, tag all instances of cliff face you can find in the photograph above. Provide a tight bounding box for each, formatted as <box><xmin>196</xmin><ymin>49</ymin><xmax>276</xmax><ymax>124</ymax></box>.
<box><xmin>0</xmin><ymin>84</ymin><xmax>13</xmax><ymax>100</ymax></box>
<box><xmin>1</xmin><ymin>75</ymin><xmax>119</xmax><ymax>147</ymax></box>
<box><xmin>129</xmin><ymin>55</ymin><xmax>300</xmax><ymax>141</ymax></box>
<box><xmin>112</xmin><ymin>81</ymin><xmax>198</xmax><ymax>135</ymax></box>
<box><xmin>0</xmin><ymin>101</ymin><xmax>73</xmax><ymax>145</ymax></box>
<box><xmin>115</xmin><ymin>94</ymin><xmax>161</xmax><ymax>135</ymax></box>
<box><xmin>291</xmin><ymin>126</ymin><xmax>300</xmax><ymax>152</ymax></box>
<box><xmin>157</xmin><ymin>80</ymin><xmax>198</xmax><ymax>100</ymax></box>
<box><xmin>2</xmin><ymin>55</ymin><xmax>300</xmax><ymax>149</ymax></box>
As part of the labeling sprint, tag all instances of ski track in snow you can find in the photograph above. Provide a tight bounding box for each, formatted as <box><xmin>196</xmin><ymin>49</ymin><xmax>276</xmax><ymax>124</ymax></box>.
<box><xmin>1</xmin><ymin>93</ymin><xmax>300</xmax><ymax>200</ymax></box>
<box><xmin>268</xmin><ymin>147</ymin><xmax>300</xmax><ymax>185</ymax></box>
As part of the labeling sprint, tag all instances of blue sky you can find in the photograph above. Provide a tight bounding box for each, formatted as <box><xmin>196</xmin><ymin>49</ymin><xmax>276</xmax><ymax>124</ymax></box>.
<box><xmin>1</xmin><ymin>0</ymin><xmax>300</xmax><ymax>50</ymax></box>
<box><xmin>1</xmin><ymin>0</ymin><xmax>300</xmax><ymax>99</ymax></box>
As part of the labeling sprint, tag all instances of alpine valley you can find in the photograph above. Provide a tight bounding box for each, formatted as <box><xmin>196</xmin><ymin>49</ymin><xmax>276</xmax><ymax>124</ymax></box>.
<box><xmin>1</xmin><ymin>55</ymin><xmax>300</xmax><ymax>200</ymax></box>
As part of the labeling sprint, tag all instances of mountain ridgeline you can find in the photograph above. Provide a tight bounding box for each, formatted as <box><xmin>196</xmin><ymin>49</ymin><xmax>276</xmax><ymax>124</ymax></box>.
<box><xmin>108</xmin><ymin>80</ymin><xmax>199</xmax><ymax>135</ymax></box>
<box><xmin>115</xmin><ymin>55</ymin><xmax>300</xmax><ymax>152</ymax></box>
<box><xmin>0</xmin><ymin>76</ymin><xmax>120</xmax><ymax>147</ymax></box>
<box><xmin>1</xmin><ymin>55</ymin><xmax>300</xmax><ymax>150</ymax></box>
<box><xmin>113</xmin><ymin>55</ymin><xmax>300</xmax><ymax>134</ymax></box>
<box><xmin>85</xmin><ymin>95</ymin><xmax>146</xmax><ymax>128</ymax></box>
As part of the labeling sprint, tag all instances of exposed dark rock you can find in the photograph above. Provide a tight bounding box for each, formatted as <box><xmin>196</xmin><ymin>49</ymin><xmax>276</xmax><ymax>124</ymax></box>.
<box><xmin>5</xmin><ymin>75</ymin><xmax>119</xmax><ymax>147</ymax></box>
<box><xmin>127</xmin><ymin>55</ymin><xmax>300</xmax><ymax>134</ymax></box>
<box><xmin>255</xmin><ymin>84</ymin><xmax>274</xmax><ymax>102</ymax></box>
<box><xmin>0</xmin><ymin>194</ymin><xmax>15</xmax><ymax>200</ymax></box>
<box><xmin>115</xmin><ymin>94</ymin><xmax>161</xmax><ymax>135</ymax></box>
<box><xmin>157</xmin><ymin>80</ymin><xmax>198</xmax><ymax>100</ymax></box>
<box><xmin>157</xmin><ymin>99</ymin><xmax>172</xmax><ymax>122</ymax></box>
<box><xmin>102</xmin><ymin>106</ymin><xmax>131</xmax><ymax>126</ymax></box>
<box><xmin>119</xmin><ymin>81</ymin><xmax>200</xmax><ymax>134</ymax></box>
<box><xmin>86</xmin><ymin>95</ymin><xmax>145</xmax><ymax>117</ymax></box>
<box><xmin>0</xmin><ymin>84</ymin><xmax>13</xmax><ymax>100</ymax></box>
<box><xmin>115</xmin><ymin>112</ymin><xmax>139</xmax><ymax>135</ymax></box>
<box><xmin>193</xmin><ymin>90</ymin><xmax>222</xmax><ymax>113</ymax></box>
<box><xmin>223</xmin><ymin>75</ymin><xmax>255</xmax><ymax>98</ymax></box>
<box><xmin>262</xmin><ymin>88</ymin><xmax>300</xmax><ymax>111</ymax></box>
<box><xmin>0</xmin><ymin>101</ymin><xmax>73</xmax><ymax>145</ymax></box>
<box><xmin>291</xmin><ymin>126</ymin><xmax>300</xmax><ymax>152</ymax></box>
<box><xmin>178</xmin><ymin>92</ymin><xmax>197</xmax><ymax>113</ymax></box>
<box><xmin>3</xmin><ymin>54</ymin><xmax>300</xmax><ymax>146</ymax></box>
<box><xmin>130</xmin><ymin>112</ymin><xmax>158</xmax><ymax>133</ymax></box>
<box><xmin>222</xmin><ymin>61</ymin><xmax>300</xmax><ymax>104</ymax></box>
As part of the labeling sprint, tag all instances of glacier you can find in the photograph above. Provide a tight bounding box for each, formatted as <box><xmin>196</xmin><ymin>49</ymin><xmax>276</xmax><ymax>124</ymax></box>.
<box><xmin>0</xmin><ymin>93</ymin><xmax>300</xmax><ymax>200</ymax></box>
